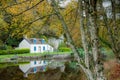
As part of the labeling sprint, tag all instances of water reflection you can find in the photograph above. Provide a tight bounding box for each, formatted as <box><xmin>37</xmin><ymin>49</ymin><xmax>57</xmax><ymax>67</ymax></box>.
<box><xmin>19</xmin><ymin>60</ymin><xmax>65</xmax><ymax>77</ymax></box>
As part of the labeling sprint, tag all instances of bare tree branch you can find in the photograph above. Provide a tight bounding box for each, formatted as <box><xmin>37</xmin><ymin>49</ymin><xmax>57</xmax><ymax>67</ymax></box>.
<box><xmin>12</xmin><ymin>12</ymin><xmax>56</xmax><ymax>37</ymax></box>
<box><xmin>2</xmin><ymin>0</ymin><xmax>31</xmax><ymax>9</ymax></box>
<box><xmin>13</xmin><ymin>0</ymin><xmax>44</xmax><ymax>17</ymax></box>
<box><xmin>23</xmin><ymin>13</ymin><xmax>56</xmax><ymax>28</ymax></box>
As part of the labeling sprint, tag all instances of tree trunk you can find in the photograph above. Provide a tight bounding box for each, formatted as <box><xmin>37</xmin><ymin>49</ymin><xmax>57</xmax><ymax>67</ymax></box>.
<box><xmin>79</xmin><ymin>1</ymin><xmax>95</xmax><ymax>80</ymax></box>
<box><xmin>79</xmin><ymin>0</ymin><xmax>89</xmax><ymax>70</ymax></box>
<box><xmin>87</xmin><ymin>0</ymin><xmax>106</xmax><ymax>80</ymax></box>
<box><xmin>78</xmin><ymin>63</ymin><xmax>94</xmax><ymax>80</ymax></box>
<box><xmin>51</xmin><ymin>0</ymin><xmax>81</xmax><ymax>62</ymax></box>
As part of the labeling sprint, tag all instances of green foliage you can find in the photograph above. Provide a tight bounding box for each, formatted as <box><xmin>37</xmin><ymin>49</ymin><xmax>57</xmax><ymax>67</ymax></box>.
<box><xmin>0</xmin><ymin>45</ymin><xmax>6</xmax><ymax>50</ymax></box>
<box><xmin>6</xmin><ymin>37</ymin><xmax>20</xmax><ymax>47</ymax></box>
<box><xmin>77</xmin><ymin>48</ymin><xmax>84</xmax><ymax>57</ymax></box>
<box><xmin>58</xmin><ymin>42</ymin><xmax>67</xmax><ymax>48</ymax></box>
<box><xmin>59</xmin><ymin>47</ymin><xmax>71</xmax><ymax>52</ymax></box>
<box><xmin>39</xmin><ymin>35</ymin><xmax>48</xmax><ymax>42</ymax></box>
<box><xmin>0</xmin><ymin>49</ymin><xmax>30</xmax><ymax>55</ymax></box>
<box><xmin>68</xmin><ymin>61</ymin><xmax>78</xmax><ymax>70</ymax></box>
<box><xmin>0</xmin><ymin>45</ymin><xmax>12</xmax><ymax>50</ymax></box>
<box><xmin>6</xmin><ymin>46</ymin><xmax>13</xmax><ymax>50</ymax></box>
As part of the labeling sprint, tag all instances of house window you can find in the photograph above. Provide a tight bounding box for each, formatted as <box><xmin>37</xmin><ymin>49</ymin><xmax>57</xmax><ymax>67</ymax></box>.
<box><xmin>43</xmin><ymin>60</ymin><xmax>46</xmax><ymax>64</ymax></box>
<box><xmin>34</xmin><ymin>46</ymin><xmax>36</xmax><ymax>51</ymax></box>
<box><xmin>34</xmin><ymin>61</ymin><xmax>36</xmax><ymax>65</ymax></box>
<box><xmin>41</xmin><ymin>39</ymin><xmax>45</xmax><ymax>44</ymax></box>
<box><xmin>33</xmin><ymin>67</ymin><xmax>37</xmax><ymax>73</ymax></box>
<box><xmin>43</xmin><ymin>46</ymin><xmax>45</xmax><ymax>50</ymax></box>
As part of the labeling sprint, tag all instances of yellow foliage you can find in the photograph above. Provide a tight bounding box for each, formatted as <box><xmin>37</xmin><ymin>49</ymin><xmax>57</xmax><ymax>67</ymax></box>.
<box><xmin>36</xmin><ymin>0</ymin><xmax>53</xmax><ymax>16</ymax></box>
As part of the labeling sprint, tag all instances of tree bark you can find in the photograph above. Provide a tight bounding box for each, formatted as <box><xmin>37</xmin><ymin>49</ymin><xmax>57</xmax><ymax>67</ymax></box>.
<box><xmin>51</xmin><ymin>0</ymin><xmax>81</xmax><ymax>62</ymax></box>
<box><xmin>79</xmin><ymin>0</ymin><xmax>89</xmax><ymax>70</ymax></box>
<box><xmin>79</xmin><ymin>1</ymin><xmax>94</xmax><ymax>80</ymax></box>
<box><xmin>87</xmin><ymin>0</ymin><xmax>106</xmax><ymax>80</ymax></box>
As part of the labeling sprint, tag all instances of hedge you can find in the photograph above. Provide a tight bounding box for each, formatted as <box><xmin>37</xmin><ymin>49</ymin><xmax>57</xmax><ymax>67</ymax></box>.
<box><xmin>59</xmin><ymin>47</ymin><xmax>71</xmax><ymax>52</ymax></box>
<box><xmin>0</xmin><ymin>49</ymin><xmax>30</xmax><ymax>55</ymax></box>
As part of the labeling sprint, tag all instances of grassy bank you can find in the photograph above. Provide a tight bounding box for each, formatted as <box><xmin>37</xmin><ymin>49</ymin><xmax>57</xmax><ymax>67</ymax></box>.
<box><xmin>0</xmin><ymin>47</ymin><xmax>114</xmax><ymax>62</ymax></box>
<box><xmin>0</xmin><ymin>52</ymin><xmax>72</xmax><ymax>62</ymax></box>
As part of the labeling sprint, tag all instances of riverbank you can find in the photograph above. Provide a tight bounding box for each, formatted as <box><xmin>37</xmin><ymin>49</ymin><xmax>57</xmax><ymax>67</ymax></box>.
<box><xmin>0</xmin><ymin>52</ymin><xmax>72</xmax><ymax>62</ymax></box>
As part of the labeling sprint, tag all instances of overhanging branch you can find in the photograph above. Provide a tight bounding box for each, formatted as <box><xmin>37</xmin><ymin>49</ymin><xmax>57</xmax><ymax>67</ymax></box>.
<box><xmin>23</xmin><ymin>13</ymin><xmax>56</xmax><ymax>28</ymax></box>
<box><xmin>14</xmin><ymin>0</ymin><xmax>44</xmax><ymax>16</ymax></box>
<box><xmin>3</xmin><ymin>0</ymin><xmax>31</xmax><ymax>9</ymax></box>
<box><xmin>12</xmin><ymin>12</ymin><xmax>56</xmax><ymax>37</ymax></box>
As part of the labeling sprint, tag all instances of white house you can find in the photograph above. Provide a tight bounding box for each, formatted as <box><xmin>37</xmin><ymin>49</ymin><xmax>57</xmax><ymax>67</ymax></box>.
<box><xmin>19</xmin><ymin>38</ymin><xmax>53</xmax><ymax>53</ymax></box>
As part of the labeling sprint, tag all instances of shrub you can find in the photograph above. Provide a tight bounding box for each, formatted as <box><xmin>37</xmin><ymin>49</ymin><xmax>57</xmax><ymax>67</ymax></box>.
<box><xmin>59</xmin><ymin>47</ymin><xmax>71</xmax><ymax>52</ymax></box>
<box><xmin>0</xmin><ymin>45</ymin><xmax>13</xmax><ymax>50</ymax></box>
<box><xmin>0</xmin><ymin>45</ymin><xmax>6</xmax><ymax>50</ymax></box>
<box><xmin>0</xmin><ymin>49</ymin><xmax>30</xmax><ymax>55</ymax></box>
<box><xmin>6</xmin><ymin>46</ymin><xmax>13</xmax><ymax>50</ymax></box>
<box><xmin>77</xmin><ymin>48</ymin><xmax>85</xmax><ymax>58</ymax></box>
<box><xmin>58</xmin><ymin>42</ymin><xmax>67</xmax><ymax>48</ymax></box>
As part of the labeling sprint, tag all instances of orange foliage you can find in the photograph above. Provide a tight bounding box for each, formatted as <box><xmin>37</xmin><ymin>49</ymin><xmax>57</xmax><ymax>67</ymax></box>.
<box><xmin>105</xmin><ymin>60</ymin><xmax>120</xmax><ymax>80</ymax></box>
<box><xmin>109</xmin><ymin>63</ymin><xmax>120</xmax><ymax>80</ymax></box>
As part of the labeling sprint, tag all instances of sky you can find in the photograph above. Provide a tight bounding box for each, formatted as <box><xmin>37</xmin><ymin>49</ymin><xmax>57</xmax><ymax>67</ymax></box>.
<box><xmin>102</xmin><ymin>0</ymin><xmax>111</xmax><ymax>7</ymax></box>
<box><xmin>59</xmin><ymin>0</ymin><xmax>71</xmax><ymax>7</ymax></box>
<box><xmin>59</xmin><ymin>0</ymin><xmax>111</xmax><ymax>8</ymax></box>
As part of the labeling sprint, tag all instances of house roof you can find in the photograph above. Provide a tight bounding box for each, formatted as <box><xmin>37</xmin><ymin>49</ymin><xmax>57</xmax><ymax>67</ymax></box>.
<box><xmin>24</xmin><ymin>38</ymin><xmax>45</xmax><ymax>44</ymax></box>
<box><xmin>22</xmin><ymin>65</ymin><xmax>47</xmax><ymax>77</ymax></box>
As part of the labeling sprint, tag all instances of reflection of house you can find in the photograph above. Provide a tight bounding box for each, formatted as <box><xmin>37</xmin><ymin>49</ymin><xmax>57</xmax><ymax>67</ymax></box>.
<box><xmin>19</xmin><ymin>60</ymin><xmax>66</xmax><ymax>77</ymax></box>
<box><xmin>19</xmin><ymin>38</ymin><xmax>53</xmax><ymax>53</ymax></box>
<box><xmin>19</xmin><ymin>60</ymin><xmax>47</xmax><ymax>77</ymax></box>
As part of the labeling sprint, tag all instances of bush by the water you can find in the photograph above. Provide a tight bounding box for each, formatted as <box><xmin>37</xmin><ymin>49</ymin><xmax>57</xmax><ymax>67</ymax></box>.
<box><xmin>59</xmin><ymin>47</ymin><xmax>71</xmax><ymax>52</ymax></box>
<box><xmin>0</xmin><ymin>49</ymin><xmax>30</xmax><ymax>55</ymax></box>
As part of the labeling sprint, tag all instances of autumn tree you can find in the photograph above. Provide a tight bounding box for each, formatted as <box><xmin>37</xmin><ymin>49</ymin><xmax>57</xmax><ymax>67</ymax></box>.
<box><xmin>0</xmin><ymin>0</ymin><xmax>56</xmax><ymax>46</ymax></box>
<box><xmin>97</xmin><ymin>0</ymin><xmax>120</xmax><ymax>62</ymax></box>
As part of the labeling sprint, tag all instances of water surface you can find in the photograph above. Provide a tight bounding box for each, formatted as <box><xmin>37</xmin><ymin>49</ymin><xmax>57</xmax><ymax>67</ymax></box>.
<box><xmin>0</xmin><ymin>59</ymin><xmax>86</xmax><ymax>80</ymax></box>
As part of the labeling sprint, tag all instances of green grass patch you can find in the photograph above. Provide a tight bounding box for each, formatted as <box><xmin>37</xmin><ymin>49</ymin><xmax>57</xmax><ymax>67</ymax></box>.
<box><xmin>58</xmin><ymin>47</ymin><xmax>71</xmax><ymax>52</ymax></box>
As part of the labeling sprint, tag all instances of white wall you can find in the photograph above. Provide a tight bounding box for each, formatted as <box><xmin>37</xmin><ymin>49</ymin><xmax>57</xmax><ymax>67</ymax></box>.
<box><xmin>19</xmin><ymin>39</ymin><xmax>30</xmax><ymax>49</ymax></box>
<box><xmin>30</xmin><ymin>44</ymin><xmax>53</xmax><ymax>53</ymax></box>
<box><xmin>47</xmin><ymin>44</ymin><xmax>53</xmax><ymax>52</ymax></box>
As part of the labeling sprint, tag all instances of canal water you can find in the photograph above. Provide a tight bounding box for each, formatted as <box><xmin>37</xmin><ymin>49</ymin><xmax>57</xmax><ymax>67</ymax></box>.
<box><xmin>0</xmin><ymin>59</ymin><xmax>86</xmax><ymax>80</ymax></box>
